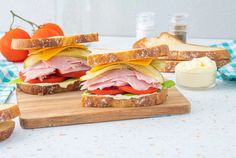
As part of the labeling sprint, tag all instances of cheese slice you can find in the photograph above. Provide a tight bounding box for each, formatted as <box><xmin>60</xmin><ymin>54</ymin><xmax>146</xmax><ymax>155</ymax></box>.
<box><xmin>29</xmin><ymin>44</ymin><xmax>87</xmax><ymax>56</ymax></box>
<box><xmin>32</xmin><ymin>45</ymin><xmax>87</xmax><ymax>61</ymax></box>
<box><xmin>89</xmin><ymin>59</ymin><xmax>153</xmax><ymax>72</ymax></box>
<box><xmin>40</xmin><ymin>46</ymin><xmax>71</xmax><ymax>61</ymax></box>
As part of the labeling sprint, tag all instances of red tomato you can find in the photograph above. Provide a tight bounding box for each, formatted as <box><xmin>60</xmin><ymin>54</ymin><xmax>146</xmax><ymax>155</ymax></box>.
<box><xmin>40</xmin><ymin>23</ymin><xmax>64</xmax><ymax>36</ymax></box>
<box><xmin>19</xmin><ymin>72</ymin><xmax>67</xmax><ymax>83</ymax></box>
<box><xmin>119</xmin><ymin>85</ymin><xmax>157</xmax><ymax>94</ymax></box>
<box><xmin>32</xmin><ymin>28</ymin><xmax>60</xmax><ymax>39</ymax></box>
<box><xmin>0</xmin><ymin>28</ymin><xmax>30</xmax><ymax>62</ymax></box>
<box><xmin>57</xmin><ymin>71</ymin><xmax>86</xmax><ymax>78</ymax></box>
<box><xmin>90</xmin><ymin>87</ymin><xmax>125</xmax><ymax>95</ymax></box>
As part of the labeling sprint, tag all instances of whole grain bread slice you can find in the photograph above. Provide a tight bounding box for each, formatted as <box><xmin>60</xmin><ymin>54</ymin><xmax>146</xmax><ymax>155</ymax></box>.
<box><xmin>0</xmin><ymin>104</ymin><xmax>20</xmax><ymax>122</ymax></box>
<box><xmin>82</xmin><ymin>89</ymin><xmax>167</xmax><ymax>108</ymax></box>
<box><xmin>87</xmin><ymin>45</ymin><xmax>169</xmax><ymax>66</ymax></box>
<box><xmin>133</xmin><ymin>32</ymin><xmax>230</xmax><ymax>60</ymax></box>
<box><xmin>12</xmin><ymin>32</ymin><xmax>99</xmax><ymax>50</ymax></box>
<box><xmin>17</xmin><ymin>80</ymin><xmax>81</xmax><ymax>95</ymax></box>
<box><xmin>0</xmin><ymin>120</ymin><xmax>15</xmax><ymax>141</ymax></box>
<box><xmin>151</xmin><ymin>59</ymin><xmax>230</xmax><ymax>73</ymax></box>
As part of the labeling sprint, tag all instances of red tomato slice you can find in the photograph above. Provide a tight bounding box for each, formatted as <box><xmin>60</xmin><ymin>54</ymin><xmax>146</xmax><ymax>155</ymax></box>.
<box><xmin>90</xmin><ymin>87</ymin><xmax>125</xmax><ymax>95</ymax></box>
<box><xmin>57</xmin><ymin>70</ymin><xmax>86</xmax><ymax>78</ymax></box>
<box><xmin>118</xmin><ymin>85</ymin><xmax>157</xmax><ymax>95</ymax></box>
<box><xmin>19</xmin><ymin>72</ymin><xmax>67</xmax><ymax>84</ymax></box>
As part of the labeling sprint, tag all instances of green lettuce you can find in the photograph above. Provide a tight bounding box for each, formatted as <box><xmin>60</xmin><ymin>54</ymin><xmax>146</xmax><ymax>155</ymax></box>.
<box><xmin>162</xmin><ymin>80</ymin><xmax>175</xmax><ymax>89</ymax></box>
<box><xmin>7</xmin><ymin>78</ymin><xmax>23</xmax><ymax>84</ymax></box>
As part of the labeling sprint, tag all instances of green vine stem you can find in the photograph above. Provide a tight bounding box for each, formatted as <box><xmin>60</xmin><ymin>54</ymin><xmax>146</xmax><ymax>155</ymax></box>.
<box><xmin>10</xmin><ymin>10</ymin><xmax>39</xmax><ymax>31</ymax></box>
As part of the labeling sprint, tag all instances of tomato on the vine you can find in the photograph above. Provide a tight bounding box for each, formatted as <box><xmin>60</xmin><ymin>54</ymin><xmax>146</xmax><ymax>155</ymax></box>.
<box><xmin>40</xmin><ymin>23</ymin><xmax>64</xmax><ymax>36</ymax></box>
<box><xmin>0</xmin><ymin>28</ymin><xmax>30</xmax><ymax>62</ymax></box>
<box><xmin>32</xmin><ymin>23</ymin><xmax>64</xmax><ymax>39</ymax></box>
<box><xmin>32</xmin><ymin>28</ymin><xmax>60</xmax><ymax>39</ymax></box>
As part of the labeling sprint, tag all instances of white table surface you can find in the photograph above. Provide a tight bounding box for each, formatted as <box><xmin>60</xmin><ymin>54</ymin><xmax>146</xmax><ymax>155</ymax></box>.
<box><xmin>1</xmin><ymin>36</ymin><xmax>236</xmax><ymax>158</ymax></box>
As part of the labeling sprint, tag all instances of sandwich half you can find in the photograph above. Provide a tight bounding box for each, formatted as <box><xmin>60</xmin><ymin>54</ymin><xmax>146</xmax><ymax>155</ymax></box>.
<box><xmin>10</xmin><ymin>33</ymin><xmax>99</xmax><ymax>95</ymax></box>
<box><xmin>80</xmin><ymin>45</ymin><xmax>175</xmax><ymax>108</ymax></box>
<box><xmin>133</xmin><ymin>32</ymin><xmax>231</xmax><ymax>72</ymax></box>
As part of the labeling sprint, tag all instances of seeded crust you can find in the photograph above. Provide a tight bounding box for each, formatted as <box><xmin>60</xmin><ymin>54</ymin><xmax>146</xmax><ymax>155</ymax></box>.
<box><xmin>11</xmin><ymin>33</ymin><xmax>99</xmax><ymax>50</ymax></box>
<box><xmin>17</xmin><ymin>80</ymin><xmax>81</xmax><ymax>95</ymax></box>
<box><xmin>153</xmin><ymin>59</ymin><xmax>230</xmax><ymax>73</ymax></box>
<box><xmin>0</xmin><ymin>120</ymin><xmax>15</xmax><ymax>141</ymax></box>
<box><xmin>0</xmin><ymin>104</ymin><xmax>20</xmax><ymax>122</ymax></box>
<box><xmin>87</xmin><ymin>45</ymin><xmax>169</xmax><ymax>66</ymax></box>
<box><xmin>82</xmin><ymin>89</ymin><xmax>168</xmax><ymax>108</ymax></box>
<box><xmin>133</xmin><ymin>32</ymin><xmax>231</xmax><ymax>60</ymax></box>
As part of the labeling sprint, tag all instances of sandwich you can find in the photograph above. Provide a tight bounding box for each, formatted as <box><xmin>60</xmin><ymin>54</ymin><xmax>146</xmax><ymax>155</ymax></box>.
<box><xmin>0</xmin><ymin>104</ymin><xmax>20</xmax><ymax>141</ymax></box>
<box><xmin>133</xmin><ymin>32</ymin><xmax>231</xmax><ymax>72</ymax></box>
<box><xmin>80</xmin><ymin>45</ymin><xmax>175</xmax><ymax>108</ymax></box>
<box><xmin>10</xmin><ymin>33</ymin><xmax>99</xmax><ymax>95</ymax></box>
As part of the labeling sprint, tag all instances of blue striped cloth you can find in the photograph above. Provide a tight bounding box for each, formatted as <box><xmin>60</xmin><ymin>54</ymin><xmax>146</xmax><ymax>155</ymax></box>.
<box><xmin>0</xmin><ymin>60</ymin><xmax>18</xmax><ymax>103</ymax></box>
<box><xmin>211</xmin><ymin>40</ymin><xmax>236</xmax><ymax>81</ymax></box>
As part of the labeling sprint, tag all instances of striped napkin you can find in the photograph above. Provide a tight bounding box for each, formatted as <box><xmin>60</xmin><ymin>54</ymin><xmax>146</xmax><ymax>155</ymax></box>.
<box><xmin>0</xmin><ymin>60</ymin><xmax>18</xmax><ymax>103</ymax></box>
<box><xmin>211</xmin><ymin>40</ymin><xmax>236</xmax><ymax>81</ymax></box>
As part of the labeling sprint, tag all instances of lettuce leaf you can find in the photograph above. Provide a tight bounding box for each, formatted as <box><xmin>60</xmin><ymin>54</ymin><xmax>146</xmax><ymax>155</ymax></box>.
<box><xmin>123</xmin><ymin>93</ymin><xmax>136</xmax><ymax>96</ymax></box>
<box><xmin>7</xmin><ymin>78</ymin><xmax>23</xmax><ymax>84</ymax></box>
<box><xmin>162</xmin><ymin>80</ymin><xmax>175</xmax><ymax>89</ymax></box>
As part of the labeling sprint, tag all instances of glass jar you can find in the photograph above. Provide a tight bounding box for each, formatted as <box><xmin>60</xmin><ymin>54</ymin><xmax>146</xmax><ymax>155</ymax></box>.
<box><xmin>169</xmin><ymin>13</ymin><xmax>188</xmax><ymax>42</ymax></box>
<box><xmin>136</xmin><ymin>12</ymin><xmax>158</xmax><ymax>40</ymax></box>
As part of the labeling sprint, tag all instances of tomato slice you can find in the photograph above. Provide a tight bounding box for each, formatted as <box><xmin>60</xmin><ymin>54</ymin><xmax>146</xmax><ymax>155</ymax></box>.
<box><xmin>19</xmin><ymin>72</ymin><xmax>67</xmax><ymax>84</ymax></box>
<box><xmin>57</xmin><ymin>70</ymin><xmax>86</xmax><ymax>78</ymax></box>
<box><xmin>118</xmin><ymin>85</ymin><xmax>157</xmax><ymax>95</ymax></box>
<box><xmin>89</xmin><ymin>87</ymin><xmax>125</xmax><ymax>95</ymax></box>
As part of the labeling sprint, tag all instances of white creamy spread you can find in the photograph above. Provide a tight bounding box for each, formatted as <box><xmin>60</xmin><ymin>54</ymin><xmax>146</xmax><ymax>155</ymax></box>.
<box><xmin>83</xmin><ymin>92</ymin><xmax>158</xmax><ymax>100</ymax></box>
<box><xmin>175</xmin><ymin>57</ymin><xmax>217</xmax><ymax>88</ymax></box>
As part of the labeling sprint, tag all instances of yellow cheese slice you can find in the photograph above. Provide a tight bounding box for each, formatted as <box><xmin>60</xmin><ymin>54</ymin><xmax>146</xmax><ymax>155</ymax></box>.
<box><xmin>28</xmin><ymin>45</ymin><xmax>87</xmax><ymax>61</ymax></box>
<box><xmin>40</xmin><ymin>46</ymin><xmax>71</xmax><ymax>61</ymax></box>
<box><xmin>29</xmin><ymin>44</ymin><xmax>87</xmax><ymax>56</ymax></box>
<box><xmin>89</xmin><ymin>59</ymin><xmax>153</xmax><ymax>72</ymax></box>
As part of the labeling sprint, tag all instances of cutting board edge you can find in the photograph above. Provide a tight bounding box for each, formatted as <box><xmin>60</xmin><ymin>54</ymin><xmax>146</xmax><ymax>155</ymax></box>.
<box><xmin>19</xmin><ymin>102</ymin><xmax>191</xmax><ymax>129</ymax></box>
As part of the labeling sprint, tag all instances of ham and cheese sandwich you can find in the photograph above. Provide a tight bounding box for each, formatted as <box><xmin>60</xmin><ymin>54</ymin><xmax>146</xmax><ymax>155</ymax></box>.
<box><xmin>80</xmin><ymin>46</ymin><xmax>175</xmax><ymax>108</ymax></box>
<box><xmin>10</xmin><ymin>33</ymin><xmax>99</xmax><ymax>95</ymax></box>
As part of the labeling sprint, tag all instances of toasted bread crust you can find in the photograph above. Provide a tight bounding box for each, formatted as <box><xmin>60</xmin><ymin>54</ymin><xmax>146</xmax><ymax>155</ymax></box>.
<box><xmin>82</xmin><ymin>89</ymin><xmax>168</xmax><ymax>108</ymax></box>
<box><xmin>12</xmin><ymin>33</ymin><xmax>99</xmax><ymax>50</ymax></box>
<box><xmin>152</xmin><ymin>60</ymin><xmax>230</xmax><ymax>73</ymax></box>
<box><xmin>0</xmin><ymin>120</ymin><xmax>15</xmax><ymax>141</ymax></box>
<box><xmin>156</xmin><ymin>50</ymin><xmax>231</xmax><ymax>60</ymax></box>
<box><xmin>87</xmin><ymin>45</ymin><xmax>169</xmax><ymax>66</ymax></box>
<box><xmin>17</xmin><ymin>80</ymin><xmax>81</xmax><ymax>95</ymax></box>
<box><xmin>0</xmin><ymin>104</ymin><xmax>20</xmax><ymax>122</ymax></box>
<box><xmin>133</xmin><ymin>32</ymin><xmax>231</xmax><ymax>60</ymax></box>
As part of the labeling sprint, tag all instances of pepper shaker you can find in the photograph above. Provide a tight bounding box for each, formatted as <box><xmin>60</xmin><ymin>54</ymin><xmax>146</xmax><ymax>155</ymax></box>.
<box><xmin>169</xmin><ymin>13</ymin><xmax>188</xmax><ymax>42</ymax></box>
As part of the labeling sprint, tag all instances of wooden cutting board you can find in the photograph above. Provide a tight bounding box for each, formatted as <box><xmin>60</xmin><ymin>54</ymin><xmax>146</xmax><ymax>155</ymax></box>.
<box><xmin>17</xmin><ymin>87</ymin><xmax>190</xmax><ymax>129</ymax></box>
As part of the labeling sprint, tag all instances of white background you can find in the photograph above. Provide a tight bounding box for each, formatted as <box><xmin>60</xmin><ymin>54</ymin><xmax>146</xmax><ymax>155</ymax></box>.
<box><xmin>0</xmin><ymin>0</ymin><xmax>235</xmax><ymax>38</ymax></box>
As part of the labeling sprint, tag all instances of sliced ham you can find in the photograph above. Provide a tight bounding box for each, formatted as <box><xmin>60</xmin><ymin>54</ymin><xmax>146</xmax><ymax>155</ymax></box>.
<box><xmin>45</xmin><ymin>57</ymin><xmax>89</xmax><ymax>74</ymax></box>
<box><xmin>81</xmin><ymin>69</ymin><xmax>161</xmax><ymax>91</ymax></box>
<box><xmin>22</xmin><ymin>56</ymin><xmax>90</xmax><ymax>81</ymax></box>
<box><xmin>24</xmin><ymin>68</ymin><xmax>55</xmax><ymax>82</ymax></box>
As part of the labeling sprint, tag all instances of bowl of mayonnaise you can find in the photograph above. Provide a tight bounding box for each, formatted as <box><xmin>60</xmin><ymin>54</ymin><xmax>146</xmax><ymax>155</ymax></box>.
<box><xmin>175</xmin><ymin>57</ymin><xmax>217</xmax><ymax>89</ymax></box>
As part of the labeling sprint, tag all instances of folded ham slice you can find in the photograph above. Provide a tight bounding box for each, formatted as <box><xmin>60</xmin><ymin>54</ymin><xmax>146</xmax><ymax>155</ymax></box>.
<box><xmin>22</xmin><ymin>57</ymin><xmax>90</xmax><ymax>81</ymax></box>
<box><xmin>81</xmin><ymin>69</ymin><xmax>161</xmax><ymax>91</ymax></box>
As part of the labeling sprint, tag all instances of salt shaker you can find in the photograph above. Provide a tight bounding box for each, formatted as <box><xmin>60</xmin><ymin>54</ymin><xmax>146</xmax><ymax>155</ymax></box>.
<box><xmin>169</xmin><ymin>13</ymin><xmax>188</xmax><ymax>42</ymax></box>
<box><xmin>136</xmin><ymin>12</ymin><xmax>158</xmax><ymax>40</ymax></box>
